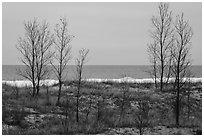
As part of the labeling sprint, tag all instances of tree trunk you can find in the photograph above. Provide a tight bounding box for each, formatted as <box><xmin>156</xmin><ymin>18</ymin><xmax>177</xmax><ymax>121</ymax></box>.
<box><xmin>32</xmin><ymin>82</ymin><xmax>36</xmax><ymax>97</ymax></box>
<box><xmin>76</xmin><ymin>90</ymin><xmax>79</xmax><ymax>123</ymax></box>
<box><xmin>154</xmin><ymin>70</ymin><xmax>157</xmax><ymax>89</ymax></box>
<box><xmin>153</xmin><ymin>59</ymin><xmax>157</xmax><ymax>89</ymax></box>
<box><xmin>160</xmin><ymin>60</ymin><xmax>164</xmax><ymax>91</ymax></box>
<box><xmin>76</xmin><ymin>81</ymin><xmax>81</xmax><ymax>123</ymax></box>
<box><xmin>176</xmin><ymin>87</ymin><xmax>180</xmax><ymax>126</ymax></box>
<box><xmin>187</xmin><ymin>77</ymin><xmax>191</xmax><ymax>121</ymax></box>
<box><xmin>56</xmin><ymin>80</ymin><xmax>62</xmax><ymax>106</ymax></box>
<box><xmin>139</xmin><ymin>128</ymin><xmax>143</xmax><ymax>135</ymax></box>
<box><xmin>176</xmin><ymin>72</ymin><xmax>180</xmax><ymax>126</ymax></box>
<box><xmin>36</xmin><ymin>80</ymin><xmax>40</xmax><ymax>95</ymax></box>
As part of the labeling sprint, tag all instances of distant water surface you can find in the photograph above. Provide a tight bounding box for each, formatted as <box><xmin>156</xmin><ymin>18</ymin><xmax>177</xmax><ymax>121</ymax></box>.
<box><xmin>2</xmin><ymin>65</ymin><xmax>202</xmax><ymax>80</ymax></box>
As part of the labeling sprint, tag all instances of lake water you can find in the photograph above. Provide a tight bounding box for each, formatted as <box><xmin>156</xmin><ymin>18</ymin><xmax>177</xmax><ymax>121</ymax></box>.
<box><xmin>2</xmin><ymin>65</ymin><xmax>202</xmax><ymax>81</ymax></box>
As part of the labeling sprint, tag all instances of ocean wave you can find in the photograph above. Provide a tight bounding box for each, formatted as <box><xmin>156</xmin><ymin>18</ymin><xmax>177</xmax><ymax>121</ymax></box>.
<box><xmin>2</xmin><ymin>79</ymin><xmax>59</xmax><ymax>88</ymax></box>
<box><xmin>86</xmin><ymin>77</ymin><xmax>202</xmax><ymax>83</ymax></box>
<box><xmin>2</xmin><ymin>77</ymin><xmax>202</xmax><ymax>87</ymax></box>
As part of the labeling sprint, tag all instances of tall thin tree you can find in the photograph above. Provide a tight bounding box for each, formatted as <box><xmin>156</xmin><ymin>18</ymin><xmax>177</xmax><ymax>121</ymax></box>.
<box><xmin>75</xmin><ymin>48</ymin><xmax>89</xmax><ymax>123</ymax></box>
<box><xmin>35</xmin><ymin>21</ymin><xmax>54</xmax><ymax>95</ymax></box>
<box><xmin>149</xmin><ymin>3</ymin><xmax>174</xmax><ymax>91</ymax></box>
<box><xmin>147</xmin><ymin>42</ymin><xmax>158</xmax><ymax>88</ymax></box>
<box><xmin>171</xmin><ymin>13</ymin><xmax>193</xmax><ymax>126</ymax></box>
<box><xmin>51</xmin><ymin>18</ymin><xmax>73</xmax><ymax>106</ymax></box>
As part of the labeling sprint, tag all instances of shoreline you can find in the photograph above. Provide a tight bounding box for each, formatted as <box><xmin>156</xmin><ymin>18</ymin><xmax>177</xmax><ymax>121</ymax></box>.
<box><xmin>2</xmin><ymin>77</ymin><xmax>202</xmax><ymax>87</ymax></box>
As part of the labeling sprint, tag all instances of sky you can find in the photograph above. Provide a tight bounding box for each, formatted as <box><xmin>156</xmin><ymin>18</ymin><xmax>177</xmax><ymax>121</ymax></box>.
<box><xmin>2</xmin><ymin>2</ymin><xmax>202</xmax><ymax>65</ymax></box>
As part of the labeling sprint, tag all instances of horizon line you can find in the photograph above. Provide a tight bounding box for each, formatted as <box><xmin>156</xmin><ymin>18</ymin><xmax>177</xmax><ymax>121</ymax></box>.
<box><xmin>2</xmin><ymin>64</ymin><xmax>202</xmax><ymax>66</ymax></box>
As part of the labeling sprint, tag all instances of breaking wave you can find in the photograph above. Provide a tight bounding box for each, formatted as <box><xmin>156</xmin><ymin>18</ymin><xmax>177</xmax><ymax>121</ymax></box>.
<box><xmin>2</xmin><ymin>77</ymin><xmax>202</xmax><ymax>88</ymax></box>
<box><xmin>86</xmin><ymin>77</ymin><xmax>202</xmax><ymax>83</ymax></box>
<box><xmin>2</xmin><ymin>79</ymin><xmax>59</xmax><ymax>88</ymax></box>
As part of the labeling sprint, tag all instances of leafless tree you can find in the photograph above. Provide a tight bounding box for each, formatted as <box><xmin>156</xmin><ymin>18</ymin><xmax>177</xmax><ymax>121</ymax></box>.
<box><xmin>147</xmin><ymin>42</ymin><xmax>158</xmax><ymax>88</ymax></box>
<box><xmin>51</xmin><ymin>18</ymin><xmax>73</xmax><ymax>106</ymax></box>
<box><xmin>165</xmin><ymin>46</ymin><xmax>174</xmax><ymax>85</ymax></box>
<box><xmin>149</xmin><ymin>3</ymin><xmax>174</xmax><ymax>91</ymax></box>
<box><xmin>75</xmin><ymin>48</ymin><xmax>89</xmax><ymax>123</ymax></box>
<box><xmin>171</xmin><ymin>13</ymin><xmax>193</xmax><ymax>126</ymax></box>
<box><xmin>35</xmin><ymin>21</ymin><xmax>54</xmax><ymax>95</ymax></box>
<box><xmin>16</xmin><ymin>19</ymin><xmax>53</xmax><ymax>96</ymax></box>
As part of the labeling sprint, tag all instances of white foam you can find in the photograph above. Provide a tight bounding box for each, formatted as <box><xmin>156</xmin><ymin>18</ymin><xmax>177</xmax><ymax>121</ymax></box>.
<box><xmin>85</xmin><ymin>77</ymin><xmax>202</xmax><ymax>83</ymax></box>
<box><xmin>2</xmin><ymin>77</ymin><xmax>202</xmax><ymax>88</ymax></box>
<box><xmin>2</xmin><ymin>79</ymin><xmax>59</xmax><ymax>88</ymax></box>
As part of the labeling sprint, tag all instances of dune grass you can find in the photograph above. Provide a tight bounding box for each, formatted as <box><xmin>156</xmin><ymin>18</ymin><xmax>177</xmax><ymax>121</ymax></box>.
<box><xmin>2</xmin><ymin>80</ymin><xmax>202</xmax><ymax>135</ymax></box>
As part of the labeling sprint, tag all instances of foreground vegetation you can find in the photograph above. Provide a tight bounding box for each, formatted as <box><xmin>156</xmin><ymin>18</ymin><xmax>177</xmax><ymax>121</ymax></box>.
<box><xmin>2</xmin><ymin>81</ymin><xmax>202</xmax><ymax>135</ymax></box>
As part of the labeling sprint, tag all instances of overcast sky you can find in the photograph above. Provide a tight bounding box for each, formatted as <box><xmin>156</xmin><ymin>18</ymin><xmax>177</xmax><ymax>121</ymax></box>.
<box><xmin>2</xmin><ymin>2</ymin><xmax>202</xmax><ymax>65</ymax></box>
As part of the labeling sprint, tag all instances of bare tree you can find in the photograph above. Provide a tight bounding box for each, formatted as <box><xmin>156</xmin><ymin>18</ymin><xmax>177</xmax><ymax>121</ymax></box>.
<box><xmin>35</xmin><ymin>21</ymin><xmax>54</xmax><ymax>95</ymax></box>
<box><xmin>171</xmin><ymin>13</ymin><xmax>193</xmax><ymax>126</ymax></box>
<box><xmin>17</xmin><ymin>19</ymin><xmax>53</xmax><ymax>96</ymax></box>
<box><xmin>51</xmin><ymin>18</ymin><xmax>73</xmax><ymax>106</ymax></box>
<box><xmin>75</xmin><ymin>48</ymin><xmax>89</xmax><ymax>123</ymax></box>
<box><xmin>149</xmin><ymin>3</ymin><xmax>174</xmax><ymax>91</ymax></box>
<box><xmin>147</xmin><ymin>42</ymin><xmax>158</xmax><ymax>88</ymax></box>
<box><xmin>165</xmin><ymin>46</ymin><xmax>174</xmax><ymax>85</ymax></box>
